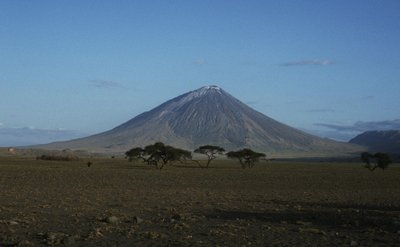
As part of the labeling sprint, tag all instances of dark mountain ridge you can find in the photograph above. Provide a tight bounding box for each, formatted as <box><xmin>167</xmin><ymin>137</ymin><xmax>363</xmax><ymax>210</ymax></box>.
<box><xmin>34</xmin><ymin>86</ymin><xmax>361</xmax><ymax>156</ymax></box>
<box><xmin>349</xmin><ymin>130</ymin><xmax>400</xmax><ymax>155</ymax></box>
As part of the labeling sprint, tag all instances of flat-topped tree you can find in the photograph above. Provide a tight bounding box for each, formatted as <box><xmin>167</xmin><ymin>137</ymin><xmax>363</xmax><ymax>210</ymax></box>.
<box><xmin>194</xmin><ymin>145</ymin><xmax>225</xmax><ymax>168</ymax></box>
<box><xmin>361</xmin><ymin>152</ymin><xmax>392</xmax><ymax>171</ymax></box>
<box><xmin>126</xmin><ymin>142</ymin><xmax>192</xmax><ymax>169</ymax></box>
<box><xmin>145</xmin><ymin>142</ymin><xmax>192</xmax><ymax>169</ymax></box>
<box><xmin>167</xmin><ymin>146</ymin><xmax>192</xmax><ymax>164</ymax></box>
<box><xmin>144</xmin><ymin>142</ymin><xmax>167</xmax><ymax>166</ymax></box>
<box><xmin>226</xmin><ymin>148</ymin><xmax>266</xmax><ymax>169</ymax></box>
<box><xmin>125</xmin><ymin>147</ymin><xmax>147</xmax><ymax>162</ymax></box>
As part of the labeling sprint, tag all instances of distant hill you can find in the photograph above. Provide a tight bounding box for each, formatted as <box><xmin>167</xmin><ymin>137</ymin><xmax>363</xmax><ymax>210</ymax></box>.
<box><xmin>33</xmin><ymin>86</ymin><xmax>362</xmax><ymax>156</ymax></box>
<box><xmin>349</xmin><ymin>130</ymin><xmax>400</xmax><ymax>154</ymax></box>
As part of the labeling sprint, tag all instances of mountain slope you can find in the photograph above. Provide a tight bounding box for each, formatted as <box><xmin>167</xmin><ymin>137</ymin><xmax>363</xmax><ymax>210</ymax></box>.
<box><xmin>349</xmin><ymin>130</ymin><xmax>400</xmax><ymax>154</ymax></box>
<box><xmin>35</xmin><ymin>86</ymin><xmax>361</xmax><ymax>155</ymax></box>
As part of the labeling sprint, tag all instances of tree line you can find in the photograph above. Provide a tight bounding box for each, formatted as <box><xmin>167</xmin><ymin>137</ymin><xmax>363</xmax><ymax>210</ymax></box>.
<box><xmin>125</xmin><ymin>142</ymin><xmax>394</xmax><ymax>171</ymax></box>
<box><xmin>125</xmin><ymin>142</ymin><xmax>266</xmax><ymax>170</ymax></box>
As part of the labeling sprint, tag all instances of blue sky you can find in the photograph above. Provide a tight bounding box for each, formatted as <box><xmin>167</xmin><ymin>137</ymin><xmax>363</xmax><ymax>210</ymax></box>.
<box><xmin>1</xmin><ymin>0</ymin><xmax>400</xmax><ymax>146</ymax></box>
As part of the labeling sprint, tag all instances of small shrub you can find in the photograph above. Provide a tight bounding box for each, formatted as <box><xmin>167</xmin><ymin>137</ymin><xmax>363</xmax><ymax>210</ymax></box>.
<box><xmin>37</xmin><ymin>154</ymin><xmax>79</xmax><ymax>161</ymax></box>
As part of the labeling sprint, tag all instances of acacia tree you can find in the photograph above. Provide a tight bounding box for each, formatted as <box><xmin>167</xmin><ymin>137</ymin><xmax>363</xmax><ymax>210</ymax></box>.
<box><xmin>226</xmin><ymin>148</ymin><xmax>266</xmax><ymax>168</ymax></box>
<box><xmin>125</xmin><ymin>147</ymin><xmax>147</xmax><ymax>162</ymax></box>
<box><xmin>361</xmin><ymin>152</ymin><xmax>392</xmax><ymax>171</ymax></box>
<box><xmin>126</xmin><ymin>142</ymin><xmax>192</xmax><ymax>169</ymax></box>
<box><xmin>167</xmin><ymin>147</ymin><xmax>192</xmax><ymax>164</ymax></box>
<box><xmin>194</xmin><ymin>145</ymin><xmax>225</xmax><ymax>168</ymax></box>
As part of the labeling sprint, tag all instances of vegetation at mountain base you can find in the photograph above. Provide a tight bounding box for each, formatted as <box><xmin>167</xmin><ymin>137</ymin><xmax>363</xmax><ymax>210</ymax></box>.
<box><xmin>36</xmin><ymin>154</ymin><xmax>79</xmax><ymax>161</ymax></box>
<box><xmin>361</xmin><ymin>152</ymin><xmax>392</xmax><ymax>171</ymax></box>
<box><xmin>194</xmin><ymin>145</ymin><xmax>225</xmax><ymax>168</ymax></box>
<box><xmin>226</xmin><ymin>148</ymin><xmax>266</xmax><ymax>168</ymax></box>
<box><xmin>125</xmin><ymin>147</ymin><xmax>148</xmax><ymax>162</ymax></box>
<box><xmin>126</xmin><ymin>144</ymin><xmax>269</xmax><ymax>169</ymax></box>
<box><xmin>125</xmin><ymin>142</ymin><xmax>192</xmax><ymax>169</ymax></box>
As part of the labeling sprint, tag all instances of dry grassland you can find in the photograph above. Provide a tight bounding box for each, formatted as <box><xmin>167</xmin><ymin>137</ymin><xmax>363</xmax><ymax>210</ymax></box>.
<box><xmin>0</xmin><ymin>157</ymin><xmax>399</xmax><ymax>246</ymax></box>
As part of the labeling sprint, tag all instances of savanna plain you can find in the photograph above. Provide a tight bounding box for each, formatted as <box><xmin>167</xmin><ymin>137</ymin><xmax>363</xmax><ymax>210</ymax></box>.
<box><xmin>1</xmin><ymin>156</ymin><xmax>399</xmax><ymax>246</ymax></box>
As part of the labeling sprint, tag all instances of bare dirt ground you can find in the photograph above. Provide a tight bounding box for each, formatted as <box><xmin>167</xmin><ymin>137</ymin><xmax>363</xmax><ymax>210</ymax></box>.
<box><xmin>0</xmin><ymin>156</ymin><xmax>399</xmax><ymax>246</ymax></box>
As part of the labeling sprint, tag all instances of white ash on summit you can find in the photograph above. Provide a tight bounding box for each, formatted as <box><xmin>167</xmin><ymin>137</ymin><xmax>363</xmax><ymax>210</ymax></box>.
<box><xmin>173</xmin><ymin>85</ymin><xmax>223</xmax><ymax>107</ymax></box>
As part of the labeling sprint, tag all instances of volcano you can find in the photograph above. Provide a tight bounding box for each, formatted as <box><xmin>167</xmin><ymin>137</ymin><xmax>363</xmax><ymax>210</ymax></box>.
<box><xmin>36</xmin><ymin>86</ymin><xmax>361</xmax><ymax>155</ymax></box>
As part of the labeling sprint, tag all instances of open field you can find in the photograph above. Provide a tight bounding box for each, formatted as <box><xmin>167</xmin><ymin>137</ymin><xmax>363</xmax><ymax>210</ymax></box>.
<box><xmin>0</xmin><ymin>156</ymin><xmax>399</xmax><ymax>246</ymax></box>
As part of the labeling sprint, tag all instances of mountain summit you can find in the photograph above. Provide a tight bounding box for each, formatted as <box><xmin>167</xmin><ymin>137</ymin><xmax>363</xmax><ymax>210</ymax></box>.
<box><xmin>36</xmin><ymin>86</ymin><xmax>360</xmax><ymax>155</ymax></box>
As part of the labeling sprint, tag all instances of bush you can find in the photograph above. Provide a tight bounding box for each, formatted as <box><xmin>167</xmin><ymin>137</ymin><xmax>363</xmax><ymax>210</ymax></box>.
<box><xmin>36</xmin><ymin>154</ymin><xmax>79</xmax><ymax>161</ymax></box>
